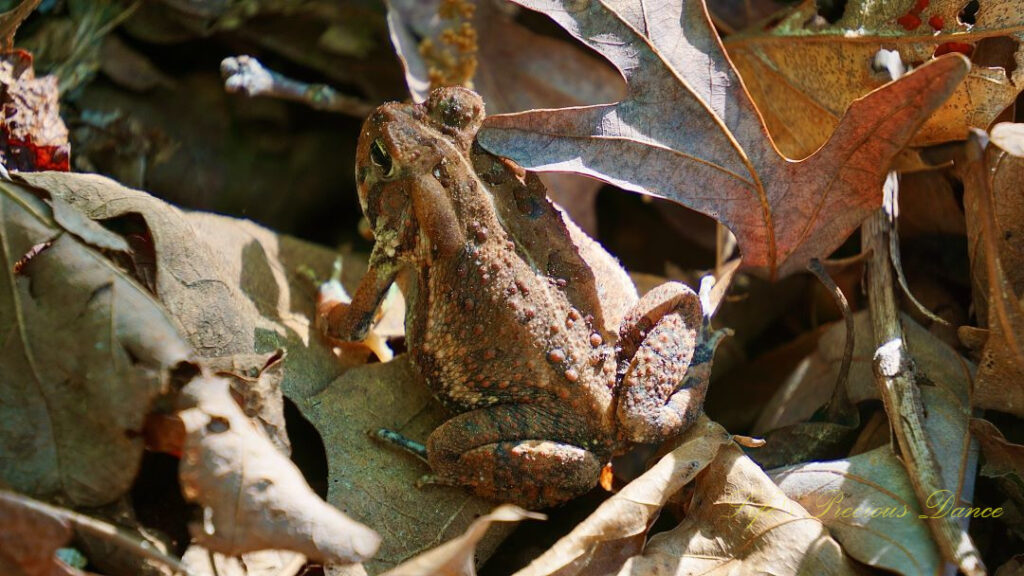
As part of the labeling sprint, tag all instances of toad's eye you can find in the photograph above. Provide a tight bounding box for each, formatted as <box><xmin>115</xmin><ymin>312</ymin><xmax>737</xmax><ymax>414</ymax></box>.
<box><xmin>369</xmin><ymin>139</ymin><xmax>394</xmax><ymax>177</ymax></box>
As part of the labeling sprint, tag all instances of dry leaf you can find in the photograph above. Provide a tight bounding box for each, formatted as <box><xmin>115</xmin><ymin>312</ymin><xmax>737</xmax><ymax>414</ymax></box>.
<box><xmin>0</xmin><ymin>177</ymin><xmax>192</xmax><ymax>506</ymax></box>
<box><xmin>753</xmin><ymin>311</ymin><xmax>974</xmax><ymax>435</ymax></box>
<box><xmin>177</xmin><ymin>374</ymin><xmax>381</xmax><ymax>565</ymax></box>
<box><xmin>962</xmin><ymin>124</ymin><xmax>1024</xmax><ymax>415</ymax></box>
<box><xmin>181</xmin><ymin>547</ymin><xmax>306</xmax><ymax>576</ymax></box>
<box><xmin>301</xmin><ymin>356</ymin><xmax>509</xmax><ymax>574</ymax></box>
<box><xmin>11</xmin><ymin>171</ymin><xmax>497</xmax><ymax>571</ymax></box>
<box><xmin>478</xmin><ymin>0</ymin><xmax>968</xmax><ymax>278</ymax></box>
<box><xmin>382</xmin><ymin>505</ymin><xmax>544</xmax><ymax>576</ymax></box>
<box><xmin>0</xmin><ymin>0</ymin><xmax>41</xmax><ymax>49</ymax></box>
<box><xmin>616</xmin><ymin>443</ymin><xmax>859</xmax><ymax>575</ymax></box>
<box><xmin>970</xmin><ymin>418</ymin><xmax>1024</xmax><ymax>505</ymax></box>
<box><xmin>725</xmin><ymin>0</ymin><xmax>1024</xmax><ymax>158</ymax></box>
<box><xmin>771</xmin><ymin>448</ymin><xmax>945</xmax><ymax>574</ymax></box>
<box><xmin>0</xmin><ymin>490</ymin><xmax>80</xmax><ymax>576</ymax></box>
<box><xmin>515</xmin><ymin>417</ymin><xmax>731</xmax><ymax>576</ymax></box>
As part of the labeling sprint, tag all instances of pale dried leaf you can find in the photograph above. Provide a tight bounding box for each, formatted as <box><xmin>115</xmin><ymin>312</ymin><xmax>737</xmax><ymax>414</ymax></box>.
<box><xmin>383</xmin><ymin>505</ymin><xmax>544</xmax><ymax>576</ymax></box>
<box><xmin>725</xmin><ymin>0</ymin><xmax>1024</xmax><ymax>158</ymax></box>
<box><xmin>178</xmin><ymin>375</ymin><xmax>381</xmax><ymax>565</ymax></box>
<box><xmin>770</xmin><ymin>448</ymin><xmax>944</xmax><ymax>575</ymax></box>
<box><xmin>0</xmin><ymin>178</ymin><xmax>192</xmax><ymax>506</ymax></box>
<box><xmin>478</xmin><ymin>0</ymin><xmax>968</xmax><ymax>278</ymax></box>
<box><xmin>181</xmin><ymin>546</ymin><xmax>306</xmax><ymax>576</ymax></box>
<box><xmin>515</xmin><ymin>417</ymin><xmax>731</xmax><ymax>576</ymax></box>
<box><xmin>616</xmin><ymin>443</ymin><xmax>859</xmax><ymax>575</ymax></box>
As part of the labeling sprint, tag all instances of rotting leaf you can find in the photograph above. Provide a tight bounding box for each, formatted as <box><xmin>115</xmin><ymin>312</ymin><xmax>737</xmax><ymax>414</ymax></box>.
<box><xmin>0</xmin><ymin>178</ymin><xmax>192</xmax><ymax>506</ymax></box>
<box><xmin>478</xmin><ymin>0</ymin><xmax>968</xmax><ymax>279</ymax></box>
<box><xmin>615</xmin><ymin>443</ymin><xmax>859</xmax><ymax>575</ymax></box>
<box><xmin>177</xmin><ymin>374</ymin><xmax>381</xmax><ymax>565</ymax></box>
<box><xmin>382</xmin><ymin>505</ymin><xmax>544</xmax><ymax>576</ymax></box>
<box><xmin>970</xmin><ymin>418</ymin><xmax>1024</xmax><ymax>506</ymax></box>
<box><xmin>514</xmin><ymin>417</ymin><xmax>730</xmax><ymax>576</ymax></box>
<box><xmin>725</xmin><ymin>0</ymin><xmax>1024</xmax><ymax>159</ymax></box>
<box><xmin>0</xmin><ymin>50</ymin><xmax>69</xmax><ymax>172</ymax></box>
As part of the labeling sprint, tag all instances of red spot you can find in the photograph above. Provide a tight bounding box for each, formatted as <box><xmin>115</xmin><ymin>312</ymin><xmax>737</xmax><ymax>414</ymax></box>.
<box><xmin>897</xmin><ymin>13</ymin><xmax>922</xmax><ymax>30</ymax></box>
<box><xmin>929</xmin><ymin>15</ymin><xmax>944</xmax><ymax>30</ymax></box>
<box><xmin>934</xmin><ymin>42</ymin><xmax>974</xmax><ymax>56</ymax></box>
<box><xmin>914</xmin><ymin>0</ymin><xmax>930</xmax><ymax>12</ymax></box>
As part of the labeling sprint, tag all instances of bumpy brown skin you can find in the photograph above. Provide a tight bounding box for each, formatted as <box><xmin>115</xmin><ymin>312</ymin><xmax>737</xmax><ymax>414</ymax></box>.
<box><xmin>321</xmin><ymin>87</ymin><xmax>722</xmax><ymax>509</ymax></box>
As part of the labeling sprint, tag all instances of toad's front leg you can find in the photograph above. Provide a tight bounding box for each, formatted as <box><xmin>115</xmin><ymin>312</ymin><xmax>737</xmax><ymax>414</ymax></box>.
<box><xmin>615</xmin><ymin>281</ymin><xmax>727</xmax><ymax>445</ymax></box>
<box><xmin>423</xmin><ymin>405</ymin><xmax>604</xmax><ymax>509</ymax></box>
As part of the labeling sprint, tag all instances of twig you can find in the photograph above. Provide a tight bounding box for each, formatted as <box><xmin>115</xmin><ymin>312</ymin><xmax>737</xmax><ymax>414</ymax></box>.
<box><xmin>0</xmin><ymin>489</ymin><xmax>195</xmax><ymax>576</ymax></box>
<box><xmin>221</xmin><ymin>55</ymin><xmax>374</xmax><ymax>117</ymax></box>
<box><xmin>861</xmin><ymin>202</ymin><xmax>985</xmax><ymax>576</ymax></box>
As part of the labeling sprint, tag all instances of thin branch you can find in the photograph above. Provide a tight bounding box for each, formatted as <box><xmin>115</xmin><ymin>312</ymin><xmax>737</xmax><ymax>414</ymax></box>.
<box><xmin>861</xmin><ymin>204</ymin><xmax>985</xmax><ymax>576</ymax></box>
<box><xmin>221</xmin><ymin>56</ymin><xmax>374</xmax><ymax>117</ymax></box>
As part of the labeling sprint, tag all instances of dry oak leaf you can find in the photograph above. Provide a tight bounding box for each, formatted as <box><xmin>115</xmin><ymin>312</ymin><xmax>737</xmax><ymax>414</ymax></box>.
<box><xmin>970</xmin><ymin>418</ymin><xmax>1024</xmax><ymax>502</ymax></box>
<box><xmin>615</xmin><ymin>442</ymin><xmax>859</xmax><ymax>575</ymax></box>
<box><xmin>0</xmin><ymin>177</ymin><xmax>192</xmax><ymax>507</ymax></box>
<box><xmin>514</xmin><ymin>416</ymin><xmax>731</xmax><ymax>576</ymax></box>
<box><xmin>725</xmin><ymin>0</ymin><xmax>1024</xmax><ymax>159</ymax></box>
<box><xmin>177</xmin><ymin>374</ymin><xmax>381</xmax><ymax>565</ymax></box>
<box><xmin>382</xmin><ymin>505</ymin><xmax>544</xmax><ymax>576</ymax></box>
<box><xmin>962</xmin><ymin>124</ymin><xmax>1024</xmax><ymax>416</ymax></box>
<box><xmin>477</xmin><ymin>0</ymin><xmax>969</xmax><ymax>279</ymax></box>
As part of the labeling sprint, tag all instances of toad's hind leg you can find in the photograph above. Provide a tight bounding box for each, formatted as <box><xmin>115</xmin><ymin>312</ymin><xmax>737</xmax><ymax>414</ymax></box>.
<box><xmin>425</xmin><ymin>405</ymin><xmax>604</xmax><ymax>509</ymax></box>
<box><xmin>616</xmin><ymin>281</ymin><xmax>727</xmax><ymax>444</ymax></box>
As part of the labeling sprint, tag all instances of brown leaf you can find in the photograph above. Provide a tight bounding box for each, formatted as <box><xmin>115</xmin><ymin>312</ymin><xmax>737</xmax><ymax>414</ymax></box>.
<box><xmin>0</xmin><ymin>178</ymin><xmax>192</xmax><ymax>506</ymax></box>
<box><xmin>0</xmin><ymin>0</ymin><xmax>41</xmax><ymax>50</ymax></box>
<box><xmin>962</xmin><ymin>125</ymin><xmax>1024</xmax><ymax>415</ymax></box>
<box><xmin>615</xmin><ymin>443</ymin><xmax>859</xmax><ymax>575</ymax></box>
<box><xmin>382</xmin><ymin>505</ymin><xmax>544</xmax><ymax>576</ymax></box>
<box><xmin>177</xmin><ymin>374</ymin><xmax>381</xmax><ymax>565</ymax></box>
<box><xmin>771</xmin><ymin>448</ymin><xmax>946</xmax><ymax>574</ymax></box>
<box><xmin>514</xmin><ymin>417</ymin><xmax>731</xmax><ymax>576</ymax></box>
<box><xmin>725</xmin><ymin>0</ymin><xmax>1024</xmax><ymax>158</ymax></box>
<box><xmin>0</xmin><ymin>490</ymin><xmax>80</xmax><ymax>576</ymax></box>
<box><xmin>970</xmin><ymin>418</ymin><xmax>1024</xmax><ymax>503</ymax></box>
<box><xmin>478</xmin><ymin>0</ymin><xmax>968</xmax><ymax>278</ymax></box>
